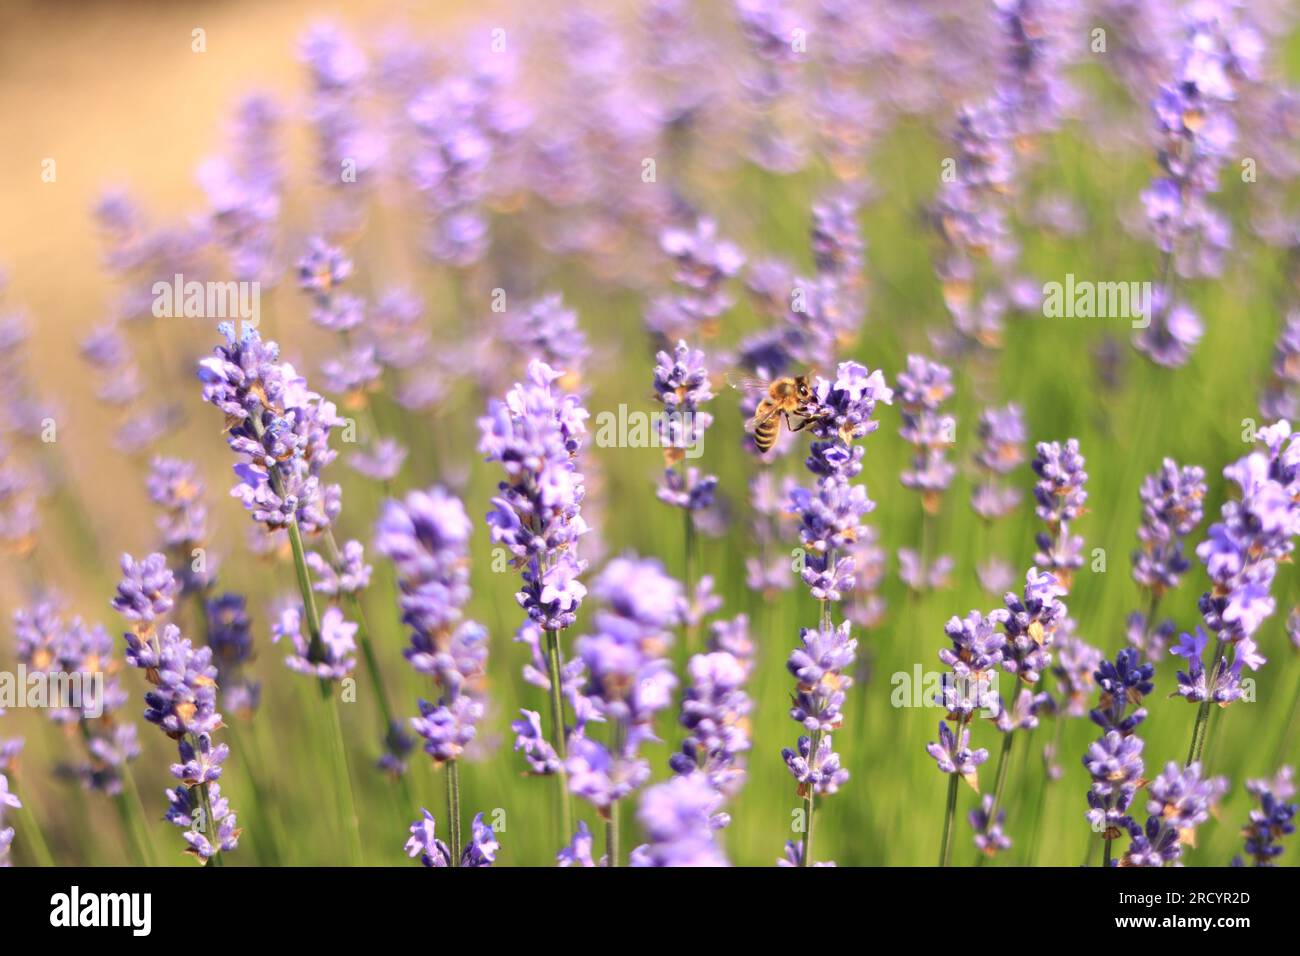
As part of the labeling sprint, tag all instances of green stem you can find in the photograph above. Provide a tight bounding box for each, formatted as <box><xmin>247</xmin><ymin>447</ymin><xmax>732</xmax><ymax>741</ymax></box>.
<box><xmin>544</xmin><ymin>626</ymin><xmax>574</xmax><ymax>842</ymax></box>
<box><xmin>339</xmin><ymin>585</ymin><xmax>414</xmax><ymax>810</ymax></box>
<box><xmin>1272</xmin><ymin>658</ymin><xmax>1300</xmax><ymax>768</ymax></box>
<box><xmin>607</xmin><ymin>721</ymin><xmax>625</xmax><ymax>867</ymax></box>
<box><xmin>976</xmin><ymin>731</ymin><xmax>1016</xmax><ymax>866</ymax></box>
<box><xmin>225</xmin><ymin>720</ymin><xmax>282</xmax><ymax>866</ymax></box>
<box><xmin>325</xmin><ymin>691</ymin><xmax>364</xmax><ymax>865</ymax></box>
<box><xmin>939</xmin><ymin>772</ymin><xmax>959</xmax><ymax>867</ymax></box>
<box><xmin>285</xmin><ymin>518</ymin><xmax>326</xmax><ymax>665</ymax></box>
<box><xmin>12</xmin><ymin>784</ymin><xmax>56</xmax><ymax>867</ymax></box>
<box><xmin>683</xmin><ymin>501</ymin><xmax>698</xmax><ymax>653</ymax></box>
<box><xmin>316</xmin><ymin>531</ymin><xmax>417</xmax><ymax>819</ymax></box>
<box><xmin>1025</xmin><ymin>715</ymin><xmax>1065</xmax><ymax>866</ymax></box>
<box><xmin>118</xmin><ymin>764</ymin><xmax>159</xmax><ymax>867</ymax></box>
<box><xmin>447</xmin><ymin>760</ymin><xmax>463</xmax><ymax>866</ymax></box>
<box><xmin>250</xmin><ymin>414</ymin><xmax>326</xmax><ymax>689</ymax></box>
<box><xmin>193</xmin><ymin>765</ymin><xmax>223</xmax><ymax>868</ymax></box>
<box><xmin>252</xmin><ymin>422</ymin><xmax>362</xmax><ymax>862</ymax></box>
<box><xmin>606</xmin><ymin>804</ymin><xmax>620</xmax><ymax>868</ymax></box>
<box><xmin>1186</xmin><ymin>638</ymin><xmax>1226</xmax><ymax>767</ymax></box>
<box><xmin>80</xmin><ymin>723</ymin><xmax>154</xmax><ymax>866</ymax></box>
<box><xmin>111</xmin><ymin>792</ymin><xmax>148</xmax><ymax>867</ymax></box>
<box><xmin>1103</xmin><ymin>837</ymin><xmax>1113</xmax><ymax>867</ymax></box>
<box><xmin>801</xmin><ymin>789</ymin><xmax>815</xmax><ymax>867</ymax></box>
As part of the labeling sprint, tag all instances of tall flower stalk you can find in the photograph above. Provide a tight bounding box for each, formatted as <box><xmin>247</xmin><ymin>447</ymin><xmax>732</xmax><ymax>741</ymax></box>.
<box><xmin>651</xmin><ymin>340</ymin><xmax>717</xmax><ymax>651</ymax></box>
<box><xmin>570</xmin><ymin>556</ymin><xmax>681</xmax><ymax>865</ymax></box>
<box><xmin>1135</xmin><ymin>4</ymin><xmax>1259</xmax><ymax>367</ymax></box>
<box><xmin>958</xmin><ymin>568</ymin><xmax>1067</xmax><ymax>864</ymax></box>
<box><xmin>113</xmin><ymin>553</ymin><xmax>239</xmax><ymax>865</ymax></box>
<box><xmin>782</xmin><ymin>360</ymin><xmax>889</xmax><ymax>865</ymax></box>
<box><xmin>970</xmin><ymin>403</ymin><xmax>1025</xmax><ymax>593</ymax></box>
<box><xmin>1127</xmin><ymin>458</ymin><xmax>1206</xmax><ymax>661</ymax></box>
<box><xmin>1235</xmin><ymin>767</ymin><xmax>1296</xmax><ymax>866</ymax></box>
<box><xmin>375</xmin><ymin>486</ymin><xmax>490</xmax><ymax>866</ymax></box>
<box><xmin>896</xmin><ymin>354</ymin><xmax>954</xmax><ymax>593</ymax></box>
<box><xmin>480</xmin><ymin>359</ymin><xmax>589</xmax><ymax>845</ymax></box>
<box><xmin>1030</xmin><ymin>439</ymin><xmax>1087</xmax><ymax>590</ymax></box>
<box><xmin>933</xmin><ymin>608</ymin><xmax>1005</xmax><ymax>864</ymax></box>
<box><xmin>197</xmin><ymin>322</ymin><xmax>363</xmax><ymax>862</ymax></box>
<box><xmin>1175</xmin><ymin>422</ymin><xmax>1300</xmax><ymax>768</ymax></box>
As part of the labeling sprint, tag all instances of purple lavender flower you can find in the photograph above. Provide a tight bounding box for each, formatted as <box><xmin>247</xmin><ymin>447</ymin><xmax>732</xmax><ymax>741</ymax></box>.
<box><xmin>941</xmin><ymin>609</ymin><xmax>1009</xmax><ymax>679</ymax></box>
<box><xmin>1239</xmin><ymin>767</ymin><xmax>1297</xmax><ymax>866</ymax></box>
<box><xmin>1083</xmin><ymin>731</ymin><xmax>1144</xmax><ymax>836</ymax></box>
<box><xmin>375</xmin><ymin>486</ymin><xmax>490</xmax><ymax>766</ymax></box>
<box><xmin>272</xmin><ymin>605</ymin><xmax>356</xmax><ymax>681</ymax></box>
<box><xmin>460</xmin><ymin>813</ymin><xmax>499</xmax><ymax>867</ymax></box>
<box><xmin>1090</xmin><ymin>648</ymin><xmax>1154</xmax><ymax>735</ymax></box>
<box><xmin>659</xmin><ymin>217</ymin><xmax>745</xmax><ymax>323</ymax></box>
<box><xmin>479</xmin><ymin>360</ymin><xmax>589</xmax><ymax>631</ymax></box>
<box><xmin>1051</xmin><ymin>629</ymin><xmax>1103</xmax><ymax>721</ymax></box>
<box><xmin>970</xmin><ymin>794</ymin><xmax>1011</xmax><ymax>857</ymax></box>
<box><xmin>199</xmin><ymin>93</ymin><xmax>282</xmax><ymax>285</ymax></box>
<box><xmin>628</xmin><ymin>773</ymin><xmax>729</xmax><ymax>867</ymax></box>
<box><xmin>776</xmin><ymin>840</ymin><xmax>836</xmax><ymax>868</ymax></box>
<box><xmin>1116</xmin><ymin>762</ymin><xmax>1226</xmax><ymax>867</ymax></box>
<box><xmin>926</xmin><ymin>720</ymin><xmax>989</xmax><ymax>789</ymax></box>
<box><xmin>198</xmin><ymin>324</ymin><xmax>344</xmax><ymax>536</ymax></box>
<box><xmin>512</xmin><ymin>709</ymin><xmax>561</xmax><ymax>775</ymax></box>
<box><xmin>566</xmin><ymin>735</ymin><xmax>650</xmax><ymax>810</ymax></box>
<box><xmin>505</xmin><ymin>293</ymin><xmax>591</xmax><ymax>383</ymax></box>
<box><xmin>404</xmin><ymin>808</ymin><xmax>452</xmax><ymax>867</ymax></box>
<box><xmin>972</xmin><ymin>403</ymin><xmax>1025</xmax><ymax>521</ymax></box>
<box><xmin>1135</xmin><ymin>3</ymin><xmax>1257</xmax><ymax>367</ymax></box>
<box><xmin>811</xmin><ymin>193</ymin><xmax>864</xmax><ymax>282</ymax></box>
<box><xmin>1031</xmin><ymin>439</ymin><xmax>1087</xmax><ymax>587</ymax></box>
<box><xmin>114</xmin><ymin>558</ymin><xmax>239</xmax><ymax>863</ymax></box>
<box><xmin>896</xmin><ymin>354</ymin><xmax>956</xmax><ymax>505</ymax></box>
<box><xmin>651</xmin><ymin>340</ymin><xmax>718</xmax><ymax>516</ymax></box>
<box><xmin>1133</xmin><ymin>458</ymin><xmax>1206</xmax><ymax>595</ymax></box>
<box><xmin>306</xmin><ymin>539</ymin><xmax>371</xmax><ymax>598</ymax></box>
<box><xmin>205</xmin><ymin>592</ymin><xmax>260</xmax><ymax>716</ymax></box>
<box><xmin>165</xmin><ymin>781</ymin><xmax>239</xmax><ymax>861</ymax></box>
<box><xmin>669</xmin><ymin>651</ymin><xmax>752</xmax><ymax>800</ymax></box>
<box><xmin>349</xmin><ymin>438</ymin><xmax>407</xmax><ymax>483</ymax></box>
<box><xmin>147</xmin><ymin>456</ymin><xmax>216</xmax><ymax>594</ymax></box>
<box><xmin>1259</xmin><ymin>312</ymin><xmax>1300</xmax><ymax>420</ymax></box>
<box><xmin>111</xmin><ymin>552</ymin><xmax>178</xmax><ymax>626</ymax></box>
<box><xmin>1182</xmin><ymin>423</ymin><xmax>1300</xmax><ymax>709</ymax></box>
<box><xmin>929</xmin><ymin>99</ymin><xmax>1017</xmax><ymax>356</ymax></box>
<box><xmin>1000</xmin><ymin>567</ymin><xmax>1068</xmax><ymax>686</ymax></box>
<box><xmin>557</xmin><ymin>819</ymin><xmax>598</xmax><ymax>867</ymax></box>
<box><xmin>786</xmin><ymin>621</ymin><xmax>857</xmax><ymax>735</ymax></box>
<box><xmin>568</xmin><ymin>557</ymin><xmax>681</xmax><ymax>811</ymax></box>
<box><xmin>0</xmin><ymin>774</ymin><xmax>18</xmax><ymax>812</ymax></box>
<box><xmin>297</xmin><ymin>237</ymin><xmax>353</xmax><ymax>298</ymax></box>
<box><xmin>407</xmin><ymin>76</ymin><xmax>493</xmax><ymax>267</ymax></box>
<box><xmin>13</xmin><ymin>601</ymin><xmax>137</xmax><ymax>793</ymax></box>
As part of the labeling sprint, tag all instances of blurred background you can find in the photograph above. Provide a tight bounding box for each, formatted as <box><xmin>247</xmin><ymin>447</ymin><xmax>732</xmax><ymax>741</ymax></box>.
<box><xmin>0</xmin><ymin>0</ymin><xmax>1298</xmax><ymax>868</ymax></box>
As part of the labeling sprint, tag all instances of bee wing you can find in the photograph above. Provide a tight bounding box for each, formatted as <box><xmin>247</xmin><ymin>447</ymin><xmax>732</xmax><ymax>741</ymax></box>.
<box><xmin>725</xmin><ymin>372</ymin><xmax>771</xmax><ymax>392</ymax></box>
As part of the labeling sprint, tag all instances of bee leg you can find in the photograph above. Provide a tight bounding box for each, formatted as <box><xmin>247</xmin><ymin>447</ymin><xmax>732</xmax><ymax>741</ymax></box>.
<box><xmin>788</xmin><ymin>414</ymin><xmax>815</xmax><ymax>433</ymax></box>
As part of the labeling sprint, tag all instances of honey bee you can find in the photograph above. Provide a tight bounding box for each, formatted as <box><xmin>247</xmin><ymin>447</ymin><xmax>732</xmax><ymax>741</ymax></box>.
<box><xmin>728</xmin><ymin>373</ymin><xmax>821</xmax><ymax>454</ymax></box>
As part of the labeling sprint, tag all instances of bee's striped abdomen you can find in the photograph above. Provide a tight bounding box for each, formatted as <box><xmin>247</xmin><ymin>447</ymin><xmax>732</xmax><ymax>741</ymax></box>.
<box><xmin>752</xmin><ymin>400</ymin><xmax>780</xmax><ymax>453</ymax></box>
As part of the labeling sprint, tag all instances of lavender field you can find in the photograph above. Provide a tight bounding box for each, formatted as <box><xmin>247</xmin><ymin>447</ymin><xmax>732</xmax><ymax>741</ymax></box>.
<box><xmin>0</xmin><ymin>0</ymin><xmax>1298</xmax><ymax>870</ymax></box>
